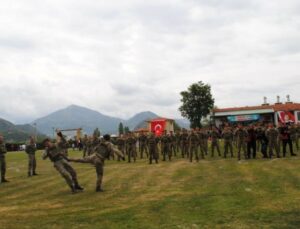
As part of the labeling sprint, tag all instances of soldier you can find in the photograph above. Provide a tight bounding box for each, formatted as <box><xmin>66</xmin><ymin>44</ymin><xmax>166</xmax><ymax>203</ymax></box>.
<box><xmin>210</xmin><ymin>127</ymin><xmax>221</xmax><ymax>157</ymax></box>
<box><xmin>82</xmin><ymin>134</ymin><xmax>88</xmax><ymax>158</ymax></box>
<box><xmin>57</xmin><ymin>131</ymin><xmax>69</xmax><ymax>157</ymax></box>
<box><xmin>290</xmin><ymin>124</ymin><xmax>299</xmax><ymax>153</ymax></box>
<box><xmin>256</xmin><ymin>124</ymin><xmax>264</xmax><ymax>153</ymax></box>
<box><xmin>116</xmin><ymin>135</ymin><xmax>126</xmax><ymax>161</ymax></box>
<box><xmin>297</xmin><ymin>123</ymin><xmax>300</xmax><ymax>152</ymax></box>
<box><xmin>180</xmin><ymin>129</ymin><xmax>189</xmax><ymax>158</ymax></box>
<box><xmin>148</xmin><ymin>132</ymin><xmax>159</xmax><ymax>164</ymax></box>
<box><xmin>86</xmin><ymin>136</ymin><xmax>93</xmax><ymax>156</ymax></box>
<box><xmin>200</xmin><ymin>128</ymin><xmax>209</xmax><ymax>156</ymax></box>
<box><xmin>69</xmin><ymin>134</ymin><xmax>125</xmax><ymax>192</ymax></box>
<box><xmin>0</xmin><ymin>135</ymin><xmax>8</xmax><ymax>183</ymax></box>
<box><xmin>138</xmin><ymin>132</ymin><xmax>148</xmax><ymax>159</ymax></box>
<box><xmin>188</xmin><ymin>129</ymin><xmax>200</xmax><ymax>162</ymax></box>
<box><xmin>175</xmin><ymin>130</ymin><xmax>181</xmax><ymax>155</ymax></box>
<box><xmin>222</xmin><ymin>127</ymin><xmax>234</xmax><ymax>158</ymax></box>
<box><xmin>126</xmin><ymin>132</ymin><xmax>137</xmax><ymax>163</ymax></box>
<box><xmin>169</xmin><ymin>131</ymin><xmax>177</xmax><ymax>157</ymax></box>
<box><xmin>25</xmin><ymin>136</ymin><xmax>38</xmax><ymax>177</ymax></box>
<box><xmin>280</xmin><ymin>124</ymin><xmax>296</xmax><ymax>157</ymax></box>
<box><xmin>247</xmin><ymin>125</ymin><xmax>257</xmax><ymax>159</ymax></box>
<box><xmin>161</xmin><ymin>130</ymin><xmax>172</xmax><ymax>161</ymax></box>
<box><xmin>266</xmin><ymin>124</ymin><xmax>281</xmax><ymax>158</ymax></box>
<box><xmin>42</xmin><ymin>138</ymin><xmax>83</xmax><ymax>194</ymax></box>
<box><xmin>235</xmin><ymin>124</ymin><xmax>248</xmax><ymax>160</ymax></box>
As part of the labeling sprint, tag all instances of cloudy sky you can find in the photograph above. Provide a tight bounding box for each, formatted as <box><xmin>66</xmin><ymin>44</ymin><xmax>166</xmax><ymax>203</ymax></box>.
<box><xmin>1</xmin><ymin>0</ymin><xmax>300</xmax><ymax>123</ymax></box>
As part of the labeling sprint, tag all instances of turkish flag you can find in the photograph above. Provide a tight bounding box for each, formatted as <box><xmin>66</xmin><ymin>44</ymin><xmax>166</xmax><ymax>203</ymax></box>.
<box><xmin>278</xmin><ymin>111</ymin><xmax>295</xmax><ymax>123</ymax></box>
<box><xmin>151</xmin><ymin>120</ymin><xmax>166</xmax><ymax>136</ymax></box>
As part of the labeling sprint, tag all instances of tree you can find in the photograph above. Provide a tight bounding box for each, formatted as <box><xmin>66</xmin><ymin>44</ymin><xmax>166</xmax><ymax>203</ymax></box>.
<box><xmin>179</xmin><ymin>81</ymin><xmax>214</xmax><ymax>129</ymax></box>
<box><xmin>124</xmin><ymin>126</ymin><xmax>130</xmax><ymax>134</ymax></box>
<box><xmin>118</xmin><ymin>122</ymin><xmax>124</xmax><ymax>135</ymax></box>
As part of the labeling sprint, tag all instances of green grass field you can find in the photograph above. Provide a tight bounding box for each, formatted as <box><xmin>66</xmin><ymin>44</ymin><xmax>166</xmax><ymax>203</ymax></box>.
<box><xmin>1</xmin><ymin>149</ymin><xmax>300</xmax><ymax>229</ymax></box>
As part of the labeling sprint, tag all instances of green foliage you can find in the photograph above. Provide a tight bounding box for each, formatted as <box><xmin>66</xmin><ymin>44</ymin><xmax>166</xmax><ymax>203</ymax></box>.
<box><xmin>179</xmin><ymin>81</ymin><xmax>214</xmax><ymax>129</ymax></box>
<box><xmin>124</xmin><ymin>126</ymin><xmax>130</xmax><ymax>134</ymax></box>
<box><xmin>173</xmin><ymin>121</ymin><xmax>181</xmax><ymax>131</ymax></box>
<box><xmin>118</xmin><ymin>122</ymin><xmax>124</xmax><ymax>135</ymax></box>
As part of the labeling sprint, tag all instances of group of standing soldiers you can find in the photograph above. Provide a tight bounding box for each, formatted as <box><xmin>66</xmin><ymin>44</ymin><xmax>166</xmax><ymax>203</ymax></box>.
<box><xmin>79</xmin><ymin>123</ymin><xmax>300</xmax><ymax>165</ymax></box>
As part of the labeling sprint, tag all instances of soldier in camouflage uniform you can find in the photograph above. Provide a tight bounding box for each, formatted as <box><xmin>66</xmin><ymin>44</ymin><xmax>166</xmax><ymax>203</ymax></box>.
<box><xmin>235</xmin><ymin>125</ymin><xmax>248</xmax><ymax>160</ymax></box>
<box><xmin>57</xmin><ymin>131</ymin><xmax>69</xmax><ymax>157</ymax></box>
<box><xmin>161</xmin><ymin>130</ymin><xmax>172</xmax><ymax>161</ymax></box>
<box><xmin>180</xmin><ymin>129</ymin><xmax>189</xmax><ymax>158</ymax></box>
<box><xmin>222</xmin><ymin>127</ymin><xmax>234</xmax><ymax>158</ymax></box>
<box><xmin>290</xmin><ymin>124</ymin><xmax>299</xmax><ymax>152</ymax></box>
<box><xmin>25</xmin><ymin>136</ymin><xmax>38</xmax><ymax>177</ymax></box>
<box><xmin>188</xmin><ymin>129</ymin><xmax>200</xmax><ymax>162</ymax></box>
<box><xmin>297</xmin><ymin>123</ymin><xmax>300</xmax><ymax>152</ymax></box>
<box><xmin>82</xmin><ymin>134</ymin><xmax>88</xmax><ymax>158</ymax></box>
<box><xmin>43</xmin><ymin>139</ymin><xmax>83</xmax><ymax>194</ymax></box>
<box><xmin>116</xmin><ymin>135</ymin><xmax>126</xmax><ymax>161</ymax></box>
<box><xmin>148</xmin><ymin>132</ymin><xmax>159</xmax><ymax>164</ymax></box>
<box><xmin>169</xmin><ymin>131</ymin><xmax>177</xmax><ymax>157</ymax></box>
<box><xmin>126</xmin><ymin>132</ymin><xmax>137</xmax><ymax>163</ymax></box>
<box><xmin>69</xmin><ymin>134</ymin><xmax>125</xmax><ymax>192</ymax></box>
<box><xmin>200</xmin><ymin>128</ymin><xmax>209</xmax><ymax>156</ymax></box>
<box><xmin>138</xmin><ymin>132</ymin><xmax>148</xmax><ymax>159</ymax></box>
<box><xmin>266</xmin><ymin>124</ymin><xmax>281</xmax><ymax>158</ymax></box>
<box><xmin>175</xmin><ymin>130</ymin><xmax>181</xmax><ymax>155</ymax></box>
<box><xmin>210</xmin><ymin>127</ymin><xmax>221</xmax><ymax>157</ymax></box>
<box><xmin>0</xmin><ymin>135</ymin><xmax>8</xmax><ymax>183</ymax></box>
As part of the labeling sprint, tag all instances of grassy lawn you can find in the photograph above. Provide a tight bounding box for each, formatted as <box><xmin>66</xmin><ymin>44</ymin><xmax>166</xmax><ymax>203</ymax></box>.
<box><xmin>0</xmin><ymin>149</ymin><xmax>300</xmax><ymax>229</ymax></box>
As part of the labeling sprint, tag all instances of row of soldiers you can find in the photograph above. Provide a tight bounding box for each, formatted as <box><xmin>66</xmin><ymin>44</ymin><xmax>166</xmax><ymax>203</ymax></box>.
<box><xmin>79</xmin><ymin>123</ymin><xmax>300</xmax><ymax>163</ymax></box>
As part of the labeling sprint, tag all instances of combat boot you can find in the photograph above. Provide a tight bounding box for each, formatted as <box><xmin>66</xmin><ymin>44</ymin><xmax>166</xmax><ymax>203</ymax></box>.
<box><xmin>1</xmin><ymin>178</ymin><xmax>9</xmax><ymax>183</ymax></box>
<box><xmin>28</xmin><ymin>172</ymin><xmax>32</xmax><ymax>177</ymax></box>
<box><xmin>96</xmin><ymin>186</ymin><xmax>104</xmax><ymax>192</ymax></box>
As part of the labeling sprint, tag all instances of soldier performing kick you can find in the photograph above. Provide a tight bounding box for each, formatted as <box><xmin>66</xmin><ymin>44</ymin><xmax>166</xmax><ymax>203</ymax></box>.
<box><xmin>69</xmin><ymin>135</ymin><xmax>125</xmax><ymax>192</ymax></box>
<box><xmin>43</xmin><ymin>138</ymin><xmax>84</xmax><ymax>194</ymax></box>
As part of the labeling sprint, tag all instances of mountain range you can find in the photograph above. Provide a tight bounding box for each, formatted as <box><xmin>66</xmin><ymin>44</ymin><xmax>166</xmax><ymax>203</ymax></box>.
<box><xmin>32</xmin><ymin>105</ymin><xmax>190</xmax><ymax>136</ymax></box>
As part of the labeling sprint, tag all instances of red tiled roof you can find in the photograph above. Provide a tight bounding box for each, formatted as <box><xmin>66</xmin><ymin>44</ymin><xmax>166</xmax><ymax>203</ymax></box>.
<box><xmin>214</xmin><ymin>103</ymin><xmax>300</xmax><ymax>113</ymax></box>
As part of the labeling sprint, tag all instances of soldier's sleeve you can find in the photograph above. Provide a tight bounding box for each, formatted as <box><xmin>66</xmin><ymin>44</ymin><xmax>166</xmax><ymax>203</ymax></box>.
<box><xmin>42</xmin><ymin>149</ymin><xmax>49</xmax><ymax>160</ymax></box>
<box><xmin>108</xmin><ymin>142</ymin><xmax>125</xmax><ymax>158</ymax></box>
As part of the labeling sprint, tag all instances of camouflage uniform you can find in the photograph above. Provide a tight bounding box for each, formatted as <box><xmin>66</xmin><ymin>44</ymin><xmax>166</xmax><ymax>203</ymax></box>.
<box><xmin>210</xmin><ymin>129</ymin><xmax>221</xmax><ymax>157</ymax></box>
<box><xmin>116</xmin><ymin>137</ymin><xmax>126</xmax><ymax>161</ymax></box>
<box><xmin>57</xmin><ymin>136</ymin><xmax>69</xmax><ymax>157</ymax></box>
<box><xmin>43</xmin><ymin>144</ymin><xmax>82</xmax><ymax>193</ymax></box>
<box><xmin>169</xmin><ymin>132</ymin><xmax>177</xmax><ymax>157</ymax></box>
<box><xmin>222</xmin><ymin>129</ymin><xmax>234</xmax><ymax>158</ymax></box>
<box><xmin>266</xmin><ymin>127</ymin><xmax>280</xmax><ymax>158</ymax></box>
<box><xmin>180</xmin><ymin>131</ymin><xmax>189</xmax><ymax>158</ymax></box>
<box><xmin>188</xmin><ymin>132</ymin><xmax>200</xmax><ymax>162</ymax></box>
<box><xmin>25</xmin><ymin>142</ymin><xmax>37</xmax><ymax>176</ymax></box>
<box><xmin>70</xmin><ymin>140</ymin><xmax>124</xmax><ymax>192</ymax></box>
<box><xmin>161</xmin><ymin>134</ymin><xmax>172</xmax><ymax>161</ymax></box>
<box><xmin>290</xmin><ymin>125</ymin><xmax>299</xmax><ymax>152</ymax></box>
<box><xmin>126</xmin><ymin>135</ymin><xmax>137</xmax><ymax>163</ymax></box>
<box><xmin>148</xmin><ymin>134</ymin><xmax>159</xmax><ymax>164</ymax></box>
<box><xmin>138</xmin><ymin>134</ymin><xmax>148</xmax><ymax>159</ymax></box>
<box><xmin>175</xmin><ymin>131</ymin><xmax>181</xmax><ymax>154</ymax></box>
<box><xmin>235</xmin><ymin>128</ymin><xmax>248</xmax><ymax>160</ymax></box>
<box><xmin>200</xmin><ymin>129</ymin><xmax>209</xmax><ymax>156</ymax></box>
<box><xmin>0</xmin><ymin>142</ymin><xmax>7</xmax><ymax>183</ymax></box>
<box><xmin>82</xmin><ymin>135</ymin><xmax>88</xmax><ymax>158</ymax></box>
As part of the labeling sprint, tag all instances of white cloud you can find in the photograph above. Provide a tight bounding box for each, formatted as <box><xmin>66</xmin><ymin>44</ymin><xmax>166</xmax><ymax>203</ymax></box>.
<box><xmin>0</xmin><ymin>0</ymin><xmax>299</xmax><ymax>123</ymax></box>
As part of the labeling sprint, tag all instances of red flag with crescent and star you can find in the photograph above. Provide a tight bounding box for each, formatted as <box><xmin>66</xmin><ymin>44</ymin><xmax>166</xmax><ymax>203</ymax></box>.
<box><xmin>151</xmin><ymin>119</ymin><xmax>166</xmax><ymax>136</ymax></box>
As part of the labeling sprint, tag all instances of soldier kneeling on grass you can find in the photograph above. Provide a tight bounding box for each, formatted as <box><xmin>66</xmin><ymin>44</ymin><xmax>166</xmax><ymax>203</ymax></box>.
<box><xmin>42</xmin><ymin>138</ymin><xmax>84</xmax><ymax>194</ymax></box>
<box><xmin>68</xmin><ymin>134</ymin><xmax>125</xmax><ymax>192</ymax></box>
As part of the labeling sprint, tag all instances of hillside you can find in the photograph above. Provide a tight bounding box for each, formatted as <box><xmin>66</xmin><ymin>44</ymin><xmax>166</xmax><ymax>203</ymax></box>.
<box><xmin>0</xmin><ymin>118</ymin><xmax>45</xmax><ymax>142</ymax></box>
